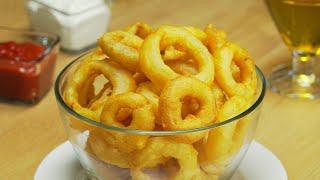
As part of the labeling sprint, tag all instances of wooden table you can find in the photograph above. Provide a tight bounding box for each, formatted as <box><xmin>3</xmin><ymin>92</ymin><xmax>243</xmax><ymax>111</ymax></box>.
<box><xmin>0</xmin><ymin>0</ymin><xmax>319</xmax><ymax>180</ymax></box>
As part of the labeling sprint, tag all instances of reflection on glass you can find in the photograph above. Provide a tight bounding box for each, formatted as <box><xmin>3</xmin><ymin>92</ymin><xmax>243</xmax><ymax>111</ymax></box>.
<box><xmin>265</xmin><ymin>0</ymin><xmax>320</xmax><ymax>99</ymax></box>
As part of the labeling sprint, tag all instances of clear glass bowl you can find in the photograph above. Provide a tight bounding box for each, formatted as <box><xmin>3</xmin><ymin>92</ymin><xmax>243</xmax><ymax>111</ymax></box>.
<box><xmin>0</xmin><ymin>26</ymin><xmax>60</xmax><ymax>103</ymax></box>
<box><xmin>54</xmin><ymin>53</ymin><xmax>266</xmax><ymax>180</ymax></box>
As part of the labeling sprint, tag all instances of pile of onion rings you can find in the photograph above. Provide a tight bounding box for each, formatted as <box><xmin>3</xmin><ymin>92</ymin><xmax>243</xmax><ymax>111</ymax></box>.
<box><xmin>64</xmin><ymin>23</ymin><xmax>258</xmax><ymax>179</ymax></box>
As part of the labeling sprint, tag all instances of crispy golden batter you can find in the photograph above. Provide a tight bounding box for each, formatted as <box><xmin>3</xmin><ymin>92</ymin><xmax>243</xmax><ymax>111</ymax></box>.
<box><xmin>132</xmin><ymin>137</ymin><xmax>201</xmax><ymax>180</ymax></box>
<box><xmin>64</xmin><ymin>60</ymin><xmax>136</xmax><ymax>123</ymax></box>
<box><xmin>159</xmin><ymin>77</ymin><xmax>215</xmax><ymax>143</ymax></box>
<box><xmin>140</xmin><ymin>25</ymin><xmax>214</xmax><ymax>88</ymax></box>
<box><xmin>100</xmin><ymin>92</ymin><xmax>155</xmax><ymax>152</ymax></box>
<box><xmin>99</xmin><ymin>31</ymin><xmax>143</xmax><ymax>72</ymax></box>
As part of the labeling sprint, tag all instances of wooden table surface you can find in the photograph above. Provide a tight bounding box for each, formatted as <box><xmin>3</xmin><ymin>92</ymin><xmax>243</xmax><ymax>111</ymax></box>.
<box><xmin>0</xmin><ymin>0</ymin><xmax>319</xmax><ymax>180</ymax></box>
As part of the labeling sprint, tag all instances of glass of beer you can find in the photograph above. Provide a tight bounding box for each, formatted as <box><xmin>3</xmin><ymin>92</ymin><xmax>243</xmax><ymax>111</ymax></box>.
<box><xmin>265</xmin><ymin>0</ymin><xmax>320</xmax><ymax>99</ymax></box>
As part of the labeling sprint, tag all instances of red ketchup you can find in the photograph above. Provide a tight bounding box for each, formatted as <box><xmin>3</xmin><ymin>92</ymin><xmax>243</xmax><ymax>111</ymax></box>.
<box><xmin>0</xmin><ymin>41</ymin><xmax>57</xmax><ymax>102</ymax></box>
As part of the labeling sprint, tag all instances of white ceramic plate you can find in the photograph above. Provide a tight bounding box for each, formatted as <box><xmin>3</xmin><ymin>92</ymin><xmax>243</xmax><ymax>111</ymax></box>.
<box><xmin>34</xmin><ymin>140</ymin><xmax>287</xmax><ymax>180</ymax></box>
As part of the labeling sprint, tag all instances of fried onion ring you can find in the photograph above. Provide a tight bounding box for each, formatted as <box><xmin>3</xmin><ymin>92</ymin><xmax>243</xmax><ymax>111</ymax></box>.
<box><xmin>78</xmin><ymin>75</ymin><xmax>96</xmax><ymax>107</ymax></box>
<box><xmin>99</xmin><ymin>31</ymin><xmax>143</xmax><ymax>72</ymax></box>
<box><xmin>162</xmin><ymin>45</ymin><xmax>189</xmax><ymax>61</ymax></box>
<box><xmin>136</xmin><ymin>82</ymin><xmax>161</xmax><ymax>125</ymax></box>
<box><xmin>183</xmin><ymin>26</ymin><xmax>207</xmax><ymax>43</ymax></box>
<box><xmin>199</xmin><ymin>96</ymin><xmax>249</xmax><ymax>174</ymax></box>
<box><xmin>140</xmin><ymin>25</ymin><xmax>214</xmax><ymax>88</ymax></box>
<box><xmin>231</xmin><ymin>61</ymin><xmax>241</xmax><ymax>82</ymax></box>
<box><xmin>87</xmin><ymin>130</ymin><xmax>134</xmax><ymax>168</ymax></box>
<box><xmin>88</xmin><ymin>83</ymin><xmax>113</xmax><ymax>112</ymax></box>
<box><xmin>205</xmin><ymin>25</ymin><xmax>241</xmax><ymax>82</ymax></box>
<box><xmin>180</xmin><ymin>96</ymin><xmax>200</xmax><ymax>120</ymax></box>
<box><xmin>64</xmin><ymin>60</ymin><xmax>136</xmax><ymax>122</ymax></box>
<box><xmin>125</xmin><ymin>22</ymin><xmax>153</xmax><ymax>39</ymax></box>
<box><xmin>214</xmin><ymin>43</ymin><xmax>257</xmax><ymax>97</ymax></box>
<box><xmin>166</xmin><ymin>59</ymin><xmax>198</xmax><ymax>76</ymax></box>
<box><xmin>159</xmin><ymin>77</ymin><xmax>215</xmax><ymax>143</ymax></box>
<box><xmin>100</xmin><ymin>92</ymin><xmax>155</xmax><ymax>152</ymax></box>
<box><xmin>80</xmin><ymin>48</ymin><xmax>108</xmax><ymax>65</ymax></box>
<box><xmin>211</xmin><ymin>84</ymin><xmax>226</xmax><ymax>110</ymax></box>
<box><xmin>204</xmin><ymin>24</ymin><xmax>226</xmax><ymax>54</ymax></box>
<box><xmin>161</xmin><ymin>27</ymin><xmax>207</xmax><ymax>62</ymax></box>
<box><xmin>132</xmin><ymin>137</ymin><xmax>201</xmax><ymax>180</ymax></box>
<box><xmin>229</xmin><ymin>111</ymin><xmax>255</xmax><ymax>157</ymax></box>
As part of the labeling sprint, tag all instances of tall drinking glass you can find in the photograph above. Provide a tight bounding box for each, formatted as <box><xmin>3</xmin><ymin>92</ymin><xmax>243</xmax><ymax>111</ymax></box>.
<box><xmin>265</xmin><ymin>0</ymin><xmax>320</xmax><ymax>99</ymax></box>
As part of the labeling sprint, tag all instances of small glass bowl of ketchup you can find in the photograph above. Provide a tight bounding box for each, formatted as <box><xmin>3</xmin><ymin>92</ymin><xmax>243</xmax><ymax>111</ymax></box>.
<box><xmin>0</xmin><ymin>27</ymin><xmax>60</xmax><ymax>103</ymax></box>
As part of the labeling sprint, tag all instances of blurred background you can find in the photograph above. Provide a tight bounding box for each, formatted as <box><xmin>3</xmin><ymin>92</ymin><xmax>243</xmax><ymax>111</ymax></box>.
<box><xmin>0</xmin><ymin>0</ymin><xmax>282</xmax><ymax>59</ymax></box>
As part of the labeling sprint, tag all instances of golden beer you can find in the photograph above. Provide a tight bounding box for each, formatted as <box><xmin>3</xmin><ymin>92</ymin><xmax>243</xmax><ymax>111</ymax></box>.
<box><xmin>265</xmin><ymin>0</ymin><xmax>320</xmax><ymax>54</ymax></box>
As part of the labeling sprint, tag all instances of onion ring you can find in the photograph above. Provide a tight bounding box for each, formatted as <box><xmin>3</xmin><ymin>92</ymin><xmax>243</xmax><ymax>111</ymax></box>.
<box><xmin>211</xmin><ymin>84</ymin><xmax>226</xmax><ymax>110</ymax></box>
<box><xmin>231</xmin><ymin>61</ymin><xmax>241</xmax><ymax>82</ymax></box>
<box><xmin>140</xmin><ymin>25</ymin><xmax>214</xmax><ymax>88</ymax></box>
<box><xmin>204</xmin><ymin>24</ymin><xmax>226</xmax><ymax>54</ymax></box>
<box><xmin>199</xmin><ymin>95</ymin><xmax>249</xmax><ymax>174</ymax></box>
<box><xmin>229</xmin><ymin>111</ymin><xmax>255</xmax><ymax>157</ymax></box>
<box><xmin>88</xmin><ymin>83</ymin><xmax>113</xmax><ymax>112</ymax></box>
<box><xmin>77</xmin><ymin>49</ymin><xmax>109</xmax><ymax>107</ymax></box>
<box><xmin>180</xmin><ymin>96</ymin><xmax>200</xmax><ymax>120</ymax></box>
<box><xmin>76</xmin><ymin>49</ymin><xmax>109</xmax><ymax>106</ymax></box>
<box><xmin>162</xmin><ymin>45</ymin><xmax>189</xmax><ymax>61</ymax></box>
<box><xmin>166</xmin><ymin>59</ymin><xmax>198</xmax><ymax>76</ymax></box>
<box><xmin>206</xmin><ymin>28</ymin><xmax>238</xmax><ymax>85</ymax></box>
<box><xmin>125</xmin><ymin>22</ymin><xmax>153</xmax><ymax>39</ymax></box>
<box><xmin>99</xmin><ymin>31</ymin><xmax>143</xmax><ymax>72</ymax></box>
<box><xmin>161</xmin><ymin>27</ymin><xmax>206</xmax><ymax>62</ymax></box>
<box><xmin>136</xmin><ymin>82</ymin><xmax>161</xmax><ymax>125</ymax></box>
<box><xmin>77</xmin><ymin>75</ymin><xmax>96</xmax><ymax>107</ymax></box>
<box><xmin>64</xmin><ymin>60</ymin><xmax>136</xmax><ymax>122</ymax></box>
<box><xmin>89</xmin><ymin>47</ymin><xmax>108</xmax><ymax>61</ymax></box>
<box><xmin>214</xmin><ymin>43</ymin><xmax>257</xmax><ymax>97</ymax></box>
<box><xmin>80</xmin><ymin>48</ymin><xmax>108</xmax><ymax>65</ymax></box>
<box><xmin>159</xmin><ymin>77</ymin><xmax>215</xmax><ymax>143</ymax></box>
<box><xmin>132</xmin><ymin>137</ymin><xmax>201</xmax><ymax>180</ymax></box>
<box><xmin>87</xmin><ymin>130</ymin><xmax>134</xmax><ymax>168</ymax></box>
<box><xmin>100</xmin><ymin>92</ymin><xmax>155</xmax><ymax>152</ymax></box>
<box><xmin>183</xmin><ymin>26</ymin><xmax>207</xmax><ymax>42</ymax></box>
